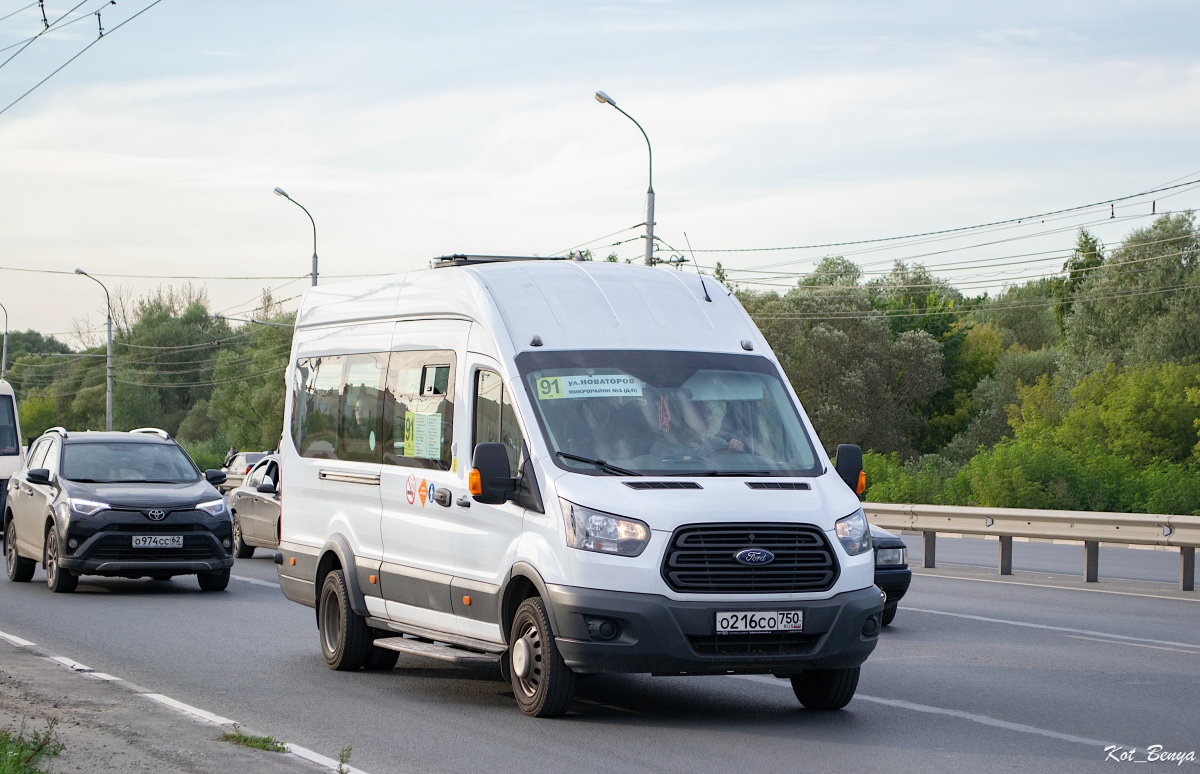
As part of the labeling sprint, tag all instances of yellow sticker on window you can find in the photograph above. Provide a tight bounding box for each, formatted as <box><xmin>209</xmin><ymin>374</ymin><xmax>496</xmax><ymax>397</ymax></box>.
<box><xmin>536</xmin><ymin>377</ymin><xmax>564</xmax><ymax>400</ymax></box>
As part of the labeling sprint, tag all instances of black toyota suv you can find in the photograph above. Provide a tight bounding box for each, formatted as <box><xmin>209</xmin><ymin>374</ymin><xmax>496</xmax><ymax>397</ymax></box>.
<box><xmin>3</xmin><ymin>428</ymin><xmax>234</xmax><ymax>593</ymax></box>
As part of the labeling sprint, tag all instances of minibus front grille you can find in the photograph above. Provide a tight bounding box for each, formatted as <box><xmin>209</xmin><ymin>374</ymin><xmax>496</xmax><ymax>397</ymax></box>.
<box><xmin>661</xmin><ymin>523</ymin><xmax>838</xmax><ymax>593</ymax></box>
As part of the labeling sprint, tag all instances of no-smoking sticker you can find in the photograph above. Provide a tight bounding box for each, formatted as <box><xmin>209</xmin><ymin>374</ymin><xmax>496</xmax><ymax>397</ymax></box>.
<box><xmin>405</xmin><ymin>474</ymin><xmax>417</xmax><ymax>505</ymax></box>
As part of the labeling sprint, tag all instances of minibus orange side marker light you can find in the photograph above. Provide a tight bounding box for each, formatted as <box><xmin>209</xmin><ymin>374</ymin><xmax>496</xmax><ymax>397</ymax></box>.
<box><xmin>468</xmin><ymin>469</ymin><xmax>482</xmax><ymax>496</ymax></box>
<box><xmin>856</xmin><ymin>470</ymin><xmax>866</xmax><ymax>495</ymax></box>
<box><xmin>462</xmin><ymin>595</ymin><xmax>472</xmax><ymax>606</ymax></box>
<box><xmin>289</xmin><ymin>557</ymin><xmax>295</xmax><ymax>566</ymax></box>
<box><xmin>369</xmin><ymin>575</ymin><xmax>377</xmax><ymax>585</ymax></box>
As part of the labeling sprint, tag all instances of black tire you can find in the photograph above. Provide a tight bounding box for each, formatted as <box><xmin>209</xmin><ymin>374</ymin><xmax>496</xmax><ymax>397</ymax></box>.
<box><xmin>44</xmin><ymin>528</ymin><xmax>77</xmax><ymax>594</ymax></box>
<box><xmin>508</xmin><ymin>597</ymin><xmax>575</xmax><ymax>718</ymax></box>
<box><xmin>197</xmin><ymin>568</ymin><xmax>230</xmax><ymax>591</ymax></box>
<box><xmin>881</xmin><ymin>603</ymin><xmax>897</xmax><ymax>627</ymax></box>
<box><xmin>152</xmin><ymin>575</ymin><xmax>173</xmax><ymax>581</ymax></box>
<box><xmin>318</xmin><ymin>570</ymin><xmax>372</xmax><ymax>671</ymax></box>
<box><xmin>231</xmin><ymin>517</ymin><xmax>255</xmax><ymax>559</ymax></box>
<box><xmin>790</xmin><ymin>667</ymin><xmax>860</xmax><ymax>710</ymax></box>
<box><xmin>5</xmin><ymin>522</ymin><xmax>35</xmax><ymax>583</ymax></box>
<box><xmin>363</xmin><ymin>645</ymin><xmax>400</xmax><ymax>671</ymax></box>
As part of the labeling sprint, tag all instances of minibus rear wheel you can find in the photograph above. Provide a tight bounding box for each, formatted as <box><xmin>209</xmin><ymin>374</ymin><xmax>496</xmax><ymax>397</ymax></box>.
<box><xmin>790</xmin><ymin>667</ymin><xmax>860</xmax><ymax>710</ymax></box>
<box><xmin>319</xmin><ymin>569</ymin><xmax>372</xmax><ymax>671</ymax></box>
<box><xmin>508</xmin><ymin>597</ymin><xmax>575</xmax><ymax>718</ymax></box>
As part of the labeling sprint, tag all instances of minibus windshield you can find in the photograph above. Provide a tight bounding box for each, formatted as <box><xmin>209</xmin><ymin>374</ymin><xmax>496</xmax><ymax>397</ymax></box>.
<box><xmin>0</xmin><ymin>396</ymin><xmax>17</xmax><ymax>457</ymax></box>
<box><xmin>517</xmin><ymin>350</ymin><xmax>823</xmax><ymax>477</ymax></box>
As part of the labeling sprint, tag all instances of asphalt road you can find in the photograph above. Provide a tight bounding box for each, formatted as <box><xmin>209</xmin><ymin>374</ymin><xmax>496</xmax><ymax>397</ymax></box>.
<box><xmin>0</xmin><ymin>537</ymin><xmax>1196</xmax><ymax>774</ymax></box>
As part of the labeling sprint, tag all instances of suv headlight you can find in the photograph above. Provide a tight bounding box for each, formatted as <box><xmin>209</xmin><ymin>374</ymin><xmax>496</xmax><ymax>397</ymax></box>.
<box><xmin>197</xmin><ymin>499</ymin><xmax>229</xmax><ymax>517</ymax></box>
<box><xmin>68</xmin><ymin>498</ymin><xmax>110</xmax><ymax>517</ymax></box>
<box><xmin>560</xmin><ymin>499</ymin><xmax>650</xmax><ymax>557</ymax></box>
<box><xmin>835</xmin><ymin>508</ymin><xmax>872</xmax><ymax>556</ymax></box>
<box><xmin>875</xmin><ymin>547</ymin><xmax>906</xmax><ymax>566</ymax></box>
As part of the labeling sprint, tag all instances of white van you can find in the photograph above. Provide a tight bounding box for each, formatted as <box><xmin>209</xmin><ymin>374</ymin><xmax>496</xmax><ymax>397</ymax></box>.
<box><xmin>276</xmin><ymin>256</ymin><xmax>883</xmax><ymax>717</ymax></box>
<box><xmin>0</xmin><ymin>380</ymin><xmax>23</xmax><ymax>520</ymax></box>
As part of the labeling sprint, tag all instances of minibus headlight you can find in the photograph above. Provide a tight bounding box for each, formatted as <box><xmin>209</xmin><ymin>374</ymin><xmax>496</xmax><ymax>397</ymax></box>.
<box><xmin>560</xmin><ymin>499</ymin><xmax>650</xmax><ymax>557</ymax></box>
<box><xmin>835</xmin><ymin>509</ymin><xmax>872</xmax><ymax>556</ymax></box>
<box><xmin>68</xmin><ymin>498</ymin><xmax>109</xmax><ymax>517</ymax></box>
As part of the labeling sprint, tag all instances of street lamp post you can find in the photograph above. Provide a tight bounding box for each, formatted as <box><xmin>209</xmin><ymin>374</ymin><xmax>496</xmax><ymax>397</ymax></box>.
<box><xmin>274</xmin><ymin>187</ymin><xmax>319</xmax><ymax>286</ymax></box>
<box><xmin>74</xmin><ymin>269</ymin><xmax>113</xmax><ymax>431</ymax></box>
<box><xmin>0</xmin><ymin>301</ymin><xmax>8</xmax><ymax>381</ymax></box>
<box><xmin>595</xmin><ymin>90</ymin><xmax>655</xmax><ymax>266</ymax></box>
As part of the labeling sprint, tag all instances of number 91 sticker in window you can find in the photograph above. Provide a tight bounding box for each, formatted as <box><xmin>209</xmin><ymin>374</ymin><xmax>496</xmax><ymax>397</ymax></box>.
<box><xmin>535</xmin><ymin>375</ymin><xmax>643</xmax><ymax>400</ymax></box>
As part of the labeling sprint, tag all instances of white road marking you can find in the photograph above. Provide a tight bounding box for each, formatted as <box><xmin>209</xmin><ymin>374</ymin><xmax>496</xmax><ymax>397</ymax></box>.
<box><xmin>0</xmin><ymin>625</ymin><xmax>372</xmax><ymax>773</ymax></box>
<box><xmin>50</xmin><ymin>656</ymin><xmax>93</xmax><ymax>672</ymax></box>
<box><xmin>734</xmin><ymin>675</ymin><xmax>1121</xmax><ymax>748</ymax></box>
<box><xmin>232</xmin><ymin>574</ymin><xmax>280</xmax><ymax>588</ymax></box>
<box><xmin>1063</xmin><ymin>634</ymin><xmax>1200</xmax><ymax>655</ymax></box>
<box><xmin>902</xmin><ymin>606</ymin><xmax>1200</xmax><ymax>649</ymax></box>
<box><xmin>912</xmin><ymin>571</ymin><xmax>1200</xmax><ymax>603</ymax></box>
<box><xmin>0</xmin><ymin>629</ymin><xmax>35</xmax><ymax>648</ymax></box>
<box><xmin>288</xmin><ymin>743</ymin><xmax>371</xmax><ymax>774</ymax></box>
<box><xmin>143</xmin><ymin>693</ymin><xmax>236</xmax><ymax>725</ymax></box>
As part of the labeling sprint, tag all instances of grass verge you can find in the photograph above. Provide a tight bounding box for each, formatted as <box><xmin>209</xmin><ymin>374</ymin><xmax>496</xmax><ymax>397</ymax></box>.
<box><xmin>0</xmin><ymin>719</ymin><xmax>64</xmax><ymax>774</ymax></box>
<box><xmin>220</xmin><ymin>725</ymin><xmax>289</xmax><ymax>754</ymax></box>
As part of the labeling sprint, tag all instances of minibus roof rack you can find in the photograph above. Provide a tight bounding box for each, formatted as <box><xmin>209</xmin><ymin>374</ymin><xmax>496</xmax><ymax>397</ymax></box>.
<box><xmin>431</xmin><ymin>254</ymin><xmax>571</xmax><ymax>268</ymax></box>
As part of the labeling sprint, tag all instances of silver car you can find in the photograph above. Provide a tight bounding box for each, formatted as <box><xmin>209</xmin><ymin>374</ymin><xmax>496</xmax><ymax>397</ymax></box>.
<box><xmin>227</xmin><ymin>454</ymin><xmax>280</xmax><ymax>558</ymax></box>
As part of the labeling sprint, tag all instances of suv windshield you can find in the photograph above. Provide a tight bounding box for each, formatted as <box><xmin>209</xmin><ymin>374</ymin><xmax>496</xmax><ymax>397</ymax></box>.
<box><xmin>61</xmin><ymin>442</ymin><xmax>200</xmax><ymax>484</ymax></box>
<box><xmin>517</xmin><ymin>350</ymin><xmax>822</xmax><ymax>477</ymax></box>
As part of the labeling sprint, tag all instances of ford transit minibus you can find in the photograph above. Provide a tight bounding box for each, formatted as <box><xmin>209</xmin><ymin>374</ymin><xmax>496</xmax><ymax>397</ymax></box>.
<box><xmin>276</xmin><ymin>256</ymin><xmax>882</xmax><ymax>717</ymax></box>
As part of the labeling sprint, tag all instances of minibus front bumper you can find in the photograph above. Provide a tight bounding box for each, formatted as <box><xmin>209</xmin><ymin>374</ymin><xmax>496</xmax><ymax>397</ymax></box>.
<box><xmin>546</xmin><ymin>584</ymin><xmax>884</xmax><ymax>676</ymax></box>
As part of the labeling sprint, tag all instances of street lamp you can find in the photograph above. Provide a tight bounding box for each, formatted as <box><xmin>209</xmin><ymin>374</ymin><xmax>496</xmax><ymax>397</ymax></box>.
<box><xmin>274</xmin><ymin>187</ymin><xmax>319</xmax><ymax>286</ymax></box>
<box><xmin>0</xmin><ymin>301</ymin><xmax>8</xmax><ymax>381</ymax></box>
<box><xmin>74</xmin><ymin>269</ymin><xmax>113</xmax><ymax>431</ymax></box>
<box><xmin>595</xmin><ymin>90</ymin><xmax>655</xmax><ymax>265</ymax></box>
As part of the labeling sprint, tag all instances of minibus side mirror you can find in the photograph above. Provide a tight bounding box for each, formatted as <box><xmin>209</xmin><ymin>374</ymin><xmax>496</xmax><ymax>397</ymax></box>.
<box><xmin>470</xmin><ymin>443</ymin><xmax>518</xmax><ymax>505</ymax></box>
<box><xmin>834</xmin><ymin>444</ymin><xmax>866</xmax><ymax>496</ymax></box>
<box><xmin>205</xmin><ymin>469</ymin><xmax>227</xmax><ymax>487</ymax></box>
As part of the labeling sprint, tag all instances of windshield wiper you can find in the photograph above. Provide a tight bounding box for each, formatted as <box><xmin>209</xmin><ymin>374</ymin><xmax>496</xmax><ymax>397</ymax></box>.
<box><xmin>555</xmin><ymin>452</ymin><xmax>641</xmax><ymax>477</ymax></box>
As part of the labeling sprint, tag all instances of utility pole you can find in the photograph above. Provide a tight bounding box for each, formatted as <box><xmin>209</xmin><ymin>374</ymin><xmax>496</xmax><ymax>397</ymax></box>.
<box><xmin>274</xmin><ymin>187</ymin><xmax>319</xmax><ymax>285</ymax></box>
<box><xmin>595</xmin><ymin>91</ymin><xmax>656</xmax><ymax>265</ymax></box>
<box><xmin>0</xmin><ymin>301</ymin><xmax>8</xmax><ymax>381</ymax></box>
<box><xmin>74</xmin><ymin>269</ymin><xmax>113</xmax><ymax>431</ymax></box>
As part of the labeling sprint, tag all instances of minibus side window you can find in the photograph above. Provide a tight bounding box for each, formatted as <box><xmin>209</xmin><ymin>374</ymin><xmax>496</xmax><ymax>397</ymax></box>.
<box><xmin>339</xmin><ymin>353</ymin><xmax>388</xmax><ymax>463</ymax></box>
<box><xmin>474</xmin><ymin>370</ymin><xmax>524</xmax><ymax>477</ymax></box>
<box><xmin>382</xmin><ymin>350</ymin><xmax>456</xmax><ymax>470</ymax></box>
<box><xmin>292</xmin><ymin>355</ymin><xmax>345</xmax><ymax>459</ymax></box>
<box><xmin>0</xmin><ymin>396</ymin><xmax>18</xmax><ymax>456</ymax></box>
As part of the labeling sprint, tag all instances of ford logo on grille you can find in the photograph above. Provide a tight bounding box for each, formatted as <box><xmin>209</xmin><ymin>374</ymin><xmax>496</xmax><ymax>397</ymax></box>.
<box><xmin>146</xmin><ymin>509</ymin><xmax>167</xmax><ymax>521</ymax></box>
<box><xmin>734</xmin><ymin>548</ymin><xmax>775</xmax><ymax>566</ymax></box>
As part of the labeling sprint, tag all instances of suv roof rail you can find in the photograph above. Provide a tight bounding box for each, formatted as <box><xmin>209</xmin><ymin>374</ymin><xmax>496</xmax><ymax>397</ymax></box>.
<box><xmin>431</xmin><ymin>254</ymin><xmax>571</xmax><ymax>269</ymax></box>
<box><xmin>129</xmin><ymin>427</ymin><xmax>170</xmax><ymax>439</ymax></box>
<box><xmin>43</xmin><ymin>427</ymin><xmax>68</xmax><ymax>438</ymax></box>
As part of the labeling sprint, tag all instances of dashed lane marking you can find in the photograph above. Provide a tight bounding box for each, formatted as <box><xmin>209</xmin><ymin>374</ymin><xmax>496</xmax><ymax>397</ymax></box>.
<box><xmin>734</xmin><ymin>675</ymin><xmax>1124</xmax><ymax>749</ymax></box>
<box><xmin>902</xmin><ymin>606</ymin><xmax>1200</xmax><ymax>649</ymax></box>
<box><xmin>911</xmin><ymin>571</ymin><xmax>1200</xmax><ymax>603</ymax></box>
<box><xmin>1062</xmin><ymin>634</ymin><xmax>1200</xmax><ymax>655</ymax></box>
<box><xmin>0</xmin><ymin>626</ymin><xmax>371</xmax><ymax>774</ymax></box>
<box><xmin>232</xmin><ymin>574</ymin><xmax>281</xmax><ymax>588</ymax></box>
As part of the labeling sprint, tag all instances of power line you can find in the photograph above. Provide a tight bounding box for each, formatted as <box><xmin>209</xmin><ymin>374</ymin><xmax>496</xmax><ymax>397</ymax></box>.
<box><xmin>0</xmin><ymin>2</ymin><xmax>36</xmax><ymax>23</ymax></box>
<box><xmin>0</xmin><ymin>0</ymin><xmax>167</xmax><ymax>118</ymax></box>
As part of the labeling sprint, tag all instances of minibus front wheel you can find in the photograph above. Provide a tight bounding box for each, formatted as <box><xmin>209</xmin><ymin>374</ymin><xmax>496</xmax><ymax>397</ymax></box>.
<box><xmin>509</xmin><ymin>597</ymin><xmax>575</xmax><ymax>718</ymax></box>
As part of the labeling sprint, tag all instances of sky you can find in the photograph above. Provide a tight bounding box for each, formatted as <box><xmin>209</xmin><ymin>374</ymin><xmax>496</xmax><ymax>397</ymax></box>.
<box><xmin>2</xmin><ymin>1</ymin><xmax>1199</xmax><ymax>345</ymax></box>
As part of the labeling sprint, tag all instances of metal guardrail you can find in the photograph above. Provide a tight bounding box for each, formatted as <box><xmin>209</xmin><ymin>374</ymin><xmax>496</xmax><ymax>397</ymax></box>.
<box><xmin>864</xmin><ymin>502</ymin><xmax>1199</xmax><ymax>592</ymax></box>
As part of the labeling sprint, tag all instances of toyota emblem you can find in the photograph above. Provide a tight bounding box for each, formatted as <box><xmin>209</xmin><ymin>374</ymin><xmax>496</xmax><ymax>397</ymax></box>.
<box><xmin>147</xmin><ymin>509</ymin><xmax>167</xmax><ymax>521</ymax></box>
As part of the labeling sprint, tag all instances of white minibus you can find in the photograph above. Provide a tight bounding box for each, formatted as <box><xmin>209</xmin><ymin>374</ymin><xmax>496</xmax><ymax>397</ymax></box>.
<box><xmin>276</xmin><ymin>256</ymin><xmax>883</xmax><ymax>717</ymax></box>
<box><xmin>0</xmin><ymin>379</ymin><xmax>23</xmax><ymax>520</ymax></box>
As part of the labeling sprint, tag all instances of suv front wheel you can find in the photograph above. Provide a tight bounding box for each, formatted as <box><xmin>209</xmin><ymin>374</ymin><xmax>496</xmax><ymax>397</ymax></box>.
<box><xmin>44</xmin><ymin>528</ymin><xmax>78</xmax><ymax>593</ymax></box>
